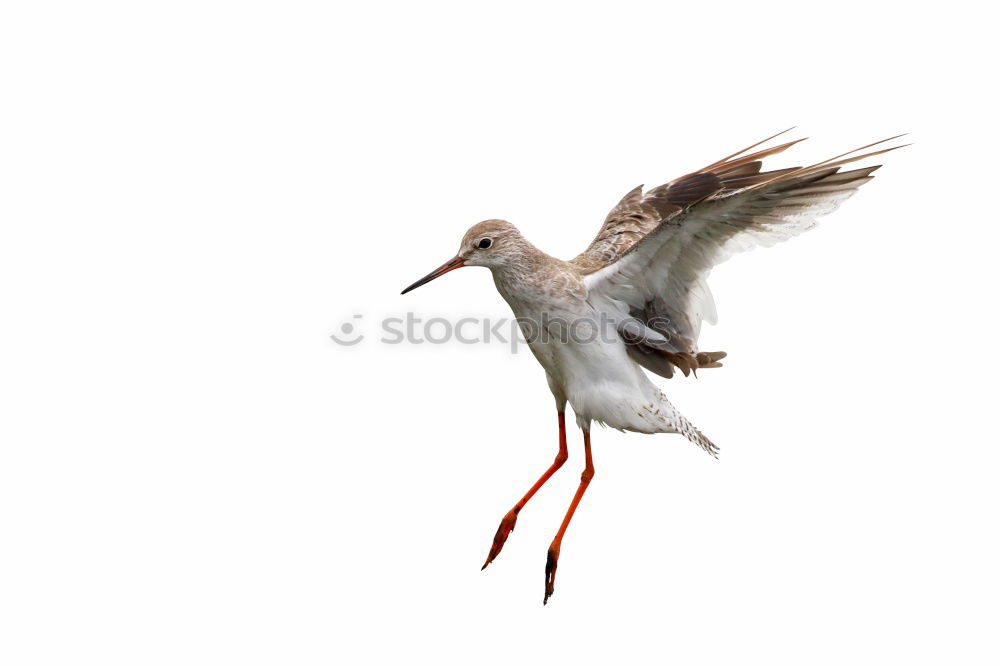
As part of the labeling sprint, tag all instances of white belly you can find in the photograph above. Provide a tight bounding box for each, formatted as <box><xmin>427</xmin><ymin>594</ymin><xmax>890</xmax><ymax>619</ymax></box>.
<box><xmin>516</xmin><ymin>308</ymin><xmax>674</xmax><ymax>433</ymax></box>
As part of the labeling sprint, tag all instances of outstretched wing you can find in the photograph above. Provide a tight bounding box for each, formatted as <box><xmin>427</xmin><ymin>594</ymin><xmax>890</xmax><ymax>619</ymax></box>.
<box><xmin>577</xmin><ymin>132</ymin><xmax>905</xmax><ymax>379</ymax></box>
<box><xmin>571</xmin><ymin>129</ymin><xmax>807</xmax><ymax>274</ymax></box>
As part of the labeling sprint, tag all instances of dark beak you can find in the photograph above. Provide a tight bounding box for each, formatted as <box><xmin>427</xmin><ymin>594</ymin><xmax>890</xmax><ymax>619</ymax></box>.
<box><xmin>400</xmin><ymin>256</ymin><xmax>465</xmax><ymax>294</ymax></box>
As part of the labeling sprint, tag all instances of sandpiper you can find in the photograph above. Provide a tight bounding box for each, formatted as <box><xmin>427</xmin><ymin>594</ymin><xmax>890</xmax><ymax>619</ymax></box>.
<box><xmin>401</xmin><ymin>130</ymin><xmax>904</xmax><ymax>603</ymax></box>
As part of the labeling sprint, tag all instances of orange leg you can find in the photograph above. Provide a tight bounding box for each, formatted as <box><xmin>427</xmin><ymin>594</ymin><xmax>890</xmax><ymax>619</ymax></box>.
<box><xmin>482</xmin><ymin>411</ymin><xmax>569</xmax><ymax>570</ymax></box>
<box><xmin>544</xmin><ymin>428</ymin><xmax>594</xmax><ymax>605</ymax></box>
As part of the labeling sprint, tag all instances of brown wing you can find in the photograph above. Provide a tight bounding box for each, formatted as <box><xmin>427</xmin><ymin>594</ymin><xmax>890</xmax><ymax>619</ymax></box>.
<box><xmin>571</xmin><ymin>129</ymin><xmax>806</xmax><ymax>274</ymax></box>
<box><xmin>580</xmin><ymin>132</ymin><xmax>906</xmax><ymax>380</ymax></box>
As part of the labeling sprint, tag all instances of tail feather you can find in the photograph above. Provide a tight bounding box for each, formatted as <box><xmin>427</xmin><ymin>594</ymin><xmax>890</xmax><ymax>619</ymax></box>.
<box><xmin>656</xmin><ymin>393</ymin><xmax>720</xmax><ymax>458</ymax></box>
<box><xmin>671</xmin><ymin>413</ymin><xmax>719</xmax><ymax>459</ymax></box>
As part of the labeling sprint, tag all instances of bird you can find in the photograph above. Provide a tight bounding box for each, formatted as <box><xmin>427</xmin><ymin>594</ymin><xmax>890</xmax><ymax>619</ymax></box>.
<box><xmin>400</xmin><ymin>130</ymin><xmax>905</xmax><ymax>604</ymax></box>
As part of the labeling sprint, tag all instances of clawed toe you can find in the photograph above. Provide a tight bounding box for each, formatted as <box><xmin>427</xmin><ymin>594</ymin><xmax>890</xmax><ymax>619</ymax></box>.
<box><xmin>481</xmin><ymin>509</ymin><xmax>518</xmax><ymax>570</ymax></box>
<box><xmin>543</xmin><ymin>543</ymin><xmax>560</xmax><ymax>604</ymax></box>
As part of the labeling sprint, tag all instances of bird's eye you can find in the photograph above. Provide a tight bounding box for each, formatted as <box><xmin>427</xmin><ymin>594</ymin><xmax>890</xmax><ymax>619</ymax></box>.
<box><xmin>478</xmin><ymin>238</ymin><xmax>493</xmax><ymax>249</ymax></box>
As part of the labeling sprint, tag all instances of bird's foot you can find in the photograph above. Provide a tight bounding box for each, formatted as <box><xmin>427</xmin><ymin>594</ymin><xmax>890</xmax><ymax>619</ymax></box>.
<box><xmin>543</xmin><ymin>542</ymin><xmax>560</xmax><ymax>604</ymax></box>
<box><xmin>481</xmin><ymin>509</ymin><xmax>518</xmax><ymax>570</ymax></box>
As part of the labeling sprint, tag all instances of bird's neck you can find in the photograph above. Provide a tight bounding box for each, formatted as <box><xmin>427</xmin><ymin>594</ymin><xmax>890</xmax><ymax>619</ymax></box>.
<box><xmin>490</xmin><ymin>243</ymin><xmax>578</xmax><ymax>311</ymax></box>
<box><xmin>491</xmin><ymin>242</ymin><xmax>549</xmax><ymax>286</ymax></box>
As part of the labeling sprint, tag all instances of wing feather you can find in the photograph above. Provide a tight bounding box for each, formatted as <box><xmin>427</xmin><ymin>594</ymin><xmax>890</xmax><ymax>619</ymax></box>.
<box><xmin>579</xmin><ymin>134</ymin><xmax>905</xmax><ymax>379</ymax></box>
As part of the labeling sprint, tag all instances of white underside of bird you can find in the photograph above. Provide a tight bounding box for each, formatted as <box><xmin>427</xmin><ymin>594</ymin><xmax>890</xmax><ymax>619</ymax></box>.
<box><xmin>494</xmin><ymin>259</ymin><xmax>719</xmax><ymax>455</ymax></box>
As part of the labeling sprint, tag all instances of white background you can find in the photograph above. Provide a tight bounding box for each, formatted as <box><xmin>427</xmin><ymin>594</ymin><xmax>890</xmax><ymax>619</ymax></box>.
<box><xmin>2</xmin><ymin>1</ymin><xmax>998</xmax><ymax>664</ymax></box>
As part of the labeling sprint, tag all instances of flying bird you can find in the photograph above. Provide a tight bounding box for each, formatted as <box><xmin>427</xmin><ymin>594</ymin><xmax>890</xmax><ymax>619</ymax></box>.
<box><xmin>401</xmin><ymin>130</ymin><xmax>904</xmax><ymax>603</ymax></box>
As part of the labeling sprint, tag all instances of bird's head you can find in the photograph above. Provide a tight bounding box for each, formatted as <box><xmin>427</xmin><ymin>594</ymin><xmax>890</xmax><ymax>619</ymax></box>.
<box><xmin>401</xmin><ymin>219</ymin><xmax>525</xmax><ymax>294</ymax></box>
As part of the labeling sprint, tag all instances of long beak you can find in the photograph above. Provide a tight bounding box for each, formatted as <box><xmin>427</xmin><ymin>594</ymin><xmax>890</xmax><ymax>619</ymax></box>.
<box><xmin>400</xmin><ymin>256</ymin><xmax>465</xmax><ymax>294</ymax></box>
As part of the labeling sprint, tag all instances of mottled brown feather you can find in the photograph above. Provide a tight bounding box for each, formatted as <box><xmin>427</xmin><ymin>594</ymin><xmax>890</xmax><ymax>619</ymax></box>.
<box><xmin>577</xmin><ymin>132</ymin><xmax>905</xmax><ymax>380</ymax></box>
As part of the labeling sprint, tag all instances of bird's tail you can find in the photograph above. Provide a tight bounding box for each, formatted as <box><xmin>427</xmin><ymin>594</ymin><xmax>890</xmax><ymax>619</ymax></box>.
<box><xmin>658</xmin><ymin>392</ymin><xmax>719</xmax><ymax>459</ymax></box>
